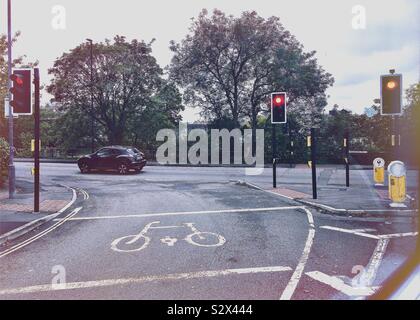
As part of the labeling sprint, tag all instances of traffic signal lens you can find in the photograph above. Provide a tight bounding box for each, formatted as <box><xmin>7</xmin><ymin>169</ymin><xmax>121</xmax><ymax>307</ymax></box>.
<box><xmin>387</xmin><ymin>81</ymin><xmax>396</xmax><ymax>89</ymax></box>
<box><xmin>271</xmin><ymin>92</ymin><xmax>287</xmax><ymax>124</ymax></box>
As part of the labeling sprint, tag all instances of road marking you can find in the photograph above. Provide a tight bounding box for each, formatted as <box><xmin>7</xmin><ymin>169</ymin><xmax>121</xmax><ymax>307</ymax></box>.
<box><xmin>78</xmin><ymin>188</ymin><xmax>89</xmax><ymax>200</ymax></box>
<box><xmin>52</xmin><ymin>206</ymin><xmax>305</xmax><ymax>222</ymax></box>
<box><xmin>306</xmin><ymin>271</ymin><xmax>379</xmax><ymax>297</ymax></box>
<box><xmin>0</xmin><ymin>207</ymin><xmax>82</xmax><ymax>258</ymax></box>
<box><xmin>320</xmin><ymin>226</ymin><xmax>380</xmax><ymax>239</ymax></box>
<box><xmin>364</xmin><ymin>238</ymin><xmax>389</xmax><ymax>286</ymax></box>
<box><xmin>302</xmin><ymin>207</ymin><xmax>314</xmax><ymax>228</ymax></box>
<box><xmin>350</xmin><ymin>228</ymin><xmax>377</xmax><ymax>233</ymax></box>
<box><xmin>0</xmin><ymin>266</ymin><xmax>292</xmax><ymax>296</ymax></box>
<box><xmin>280</xmin><ymin>207</ymin><xmax>315</xmax><ymax>300</ymax></box>
<box><xmin>379</xmin><ymin>232</ymin><xmax>418</xmax><ymax>239</ymax></box>
<box><xmin>111</xmin><ymin>221</ymin><xmax>226</xmax><ymax>253</ymax></box>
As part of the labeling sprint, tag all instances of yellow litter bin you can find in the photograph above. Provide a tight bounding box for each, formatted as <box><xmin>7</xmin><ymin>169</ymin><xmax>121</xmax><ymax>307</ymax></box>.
<box><xmin>387</xmin><ymin>161</ymin><xmax>407</xmax><ymax>207</ymax></box>
<box><xmin>373</xmin><ymin>158</ymin><xmax>385</xmax><ymax>186</ymax></box>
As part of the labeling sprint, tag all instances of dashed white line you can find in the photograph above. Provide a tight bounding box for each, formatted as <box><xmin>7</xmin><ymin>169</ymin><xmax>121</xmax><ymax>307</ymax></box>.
<box><xmin>0</xmin><ymin>265</ymin><xmax>292</xmax><ymax>296</ymax></box>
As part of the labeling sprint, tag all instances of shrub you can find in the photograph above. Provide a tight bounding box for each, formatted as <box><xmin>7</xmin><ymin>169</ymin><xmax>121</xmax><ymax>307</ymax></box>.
<box><xmin>0</xmin><ymin>137</ymin><xmax>10</xmax><ymax>187</ymax></box>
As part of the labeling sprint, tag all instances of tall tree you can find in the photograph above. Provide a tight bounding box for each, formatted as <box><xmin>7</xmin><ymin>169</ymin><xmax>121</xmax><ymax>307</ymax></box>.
<box><xmin>169</xmin><ymin>9</ymin><xmax>334</xmax><ymax>138</ymax></box>
<box><xmin>48</xmin><ymin>36</ymin><xmax>166</xmax><ymax>145</ymax></box>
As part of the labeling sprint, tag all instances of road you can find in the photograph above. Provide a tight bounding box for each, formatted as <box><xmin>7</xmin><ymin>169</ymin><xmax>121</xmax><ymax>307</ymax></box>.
<box><xmin>0</xmin><ymin>163</ymin><xmax>418</xmax><ymax>300</ymax></box>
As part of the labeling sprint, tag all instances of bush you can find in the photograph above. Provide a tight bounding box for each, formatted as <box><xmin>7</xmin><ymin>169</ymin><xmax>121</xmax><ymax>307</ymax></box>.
<box><xmin>0</xmin><ymin>137</ymin><xmax>10</xmax><ymax>187</ymax></box>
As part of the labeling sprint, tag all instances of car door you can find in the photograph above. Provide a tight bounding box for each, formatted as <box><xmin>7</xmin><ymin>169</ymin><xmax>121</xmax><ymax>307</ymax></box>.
<box><xmin>95</xmin><ymin>148</ymin><xmax>115</xmax><ymax>169</ymax></box>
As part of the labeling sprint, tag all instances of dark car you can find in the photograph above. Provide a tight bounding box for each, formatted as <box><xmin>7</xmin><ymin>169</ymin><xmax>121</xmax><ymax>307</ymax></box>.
<box><xmin>77</xmin><ymin>146</ymin><xmax>147</xmax><ymax>174</ymax></box>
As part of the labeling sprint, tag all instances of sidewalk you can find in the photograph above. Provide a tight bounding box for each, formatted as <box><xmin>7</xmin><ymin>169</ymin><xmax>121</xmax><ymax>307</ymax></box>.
<box><xmin>245</xmin><ymin>167</ymin><xmax>419</xmax><ymax>217</ymax></box>
<box><xmin>0</xmin><ymin>180</ymin><xmax>74</xmax><ymax>242</ymax></box>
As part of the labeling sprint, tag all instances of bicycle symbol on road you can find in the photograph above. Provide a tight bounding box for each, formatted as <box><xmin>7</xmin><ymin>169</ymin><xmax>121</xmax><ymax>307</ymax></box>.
<box><xmin>111</xmin><ymin>221</ymin><xmax>226</xmax><ymax>253</ymax></box>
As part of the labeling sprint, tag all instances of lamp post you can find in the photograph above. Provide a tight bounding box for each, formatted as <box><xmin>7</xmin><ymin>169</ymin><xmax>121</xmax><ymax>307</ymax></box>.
<box><xmin>86</xmin><ymin>38</ymin><xmax>94</xmax><ymax>153</ymax></box>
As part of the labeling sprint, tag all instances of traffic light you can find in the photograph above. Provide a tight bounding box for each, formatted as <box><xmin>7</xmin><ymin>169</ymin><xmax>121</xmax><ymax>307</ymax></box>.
<box><xmin>271</xmin><ymin>92</ymin><xmax>287</xmax><ymax>124</ymax></box>
<box><xmin>381</xmin><ymin>74</ymin><xmax>402</xmax><ymax>115</ymax></box>
<box><xmin>10</xmin><ymin>69</ymin><xmax>32</xmax><ymax>115</ymax></box>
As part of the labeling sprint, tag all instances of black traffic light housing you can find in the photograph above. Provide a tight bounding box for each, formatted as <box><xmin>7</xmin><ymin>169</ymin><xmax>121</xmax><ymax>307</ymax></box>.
<box><xmin>381</xmin><ymin>74</ymin><xmax>402</xmax><ymax>115</ymax></box>
<box><xmin>271</xmin><ymin>92</ymin><xmax>287</xmax><ymax>124</ymax></box>
<box><xmin>10</xmin><ymin>69</ymin><xmax>32</xmax><ymax>115</ymax></box>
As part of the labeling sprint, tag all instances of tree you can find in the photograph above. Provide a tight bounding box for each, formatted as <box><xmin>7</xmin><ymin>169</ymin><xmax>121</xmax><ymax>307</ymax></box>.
<box><xmin>47</xmin><ymin>36</ymin><xmax>167</xmax><ymax>145</ymax></box>
<box><xmin>169</xmin><ymin>9</ymin><xmax>334</xmax><ymax>142</ymax></box>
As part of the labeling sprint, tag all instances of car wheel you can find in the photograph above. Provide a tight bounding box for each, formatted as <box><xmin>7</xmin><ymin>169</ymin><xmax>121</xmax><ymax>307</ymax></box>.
<box><xmin>117</xmin><ymin>162</ymin><xmax>129</xmax><ymax>175</ymax></box>
<box><xmin>79</xmin><ymin>162</ymin><xmax>90</xmax><ymax>174</ymax></box>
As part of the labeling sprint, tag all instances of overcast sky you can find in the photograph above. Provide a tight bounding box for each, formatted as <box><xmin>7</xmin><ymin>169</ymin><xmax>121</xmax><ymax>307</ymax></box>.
<box><xmin>1</xmin><ymin>0</ymin><xmax>419</xmax><ymax>122</ymax></box>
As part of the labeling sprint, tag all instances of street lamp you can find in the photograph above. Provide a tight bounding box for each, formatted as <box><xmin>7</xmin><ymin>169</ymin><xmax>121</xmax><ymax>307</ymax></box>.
<box><xmin>86</xmin><ymin>38</ymin><xmax>95</xmax><ymax>153</ymax></box>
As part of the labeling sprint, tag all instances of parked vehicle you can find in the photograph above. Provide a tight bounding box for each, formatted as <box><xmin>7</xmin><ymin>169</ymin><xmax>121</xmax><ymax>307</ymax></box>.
<box><xmin>77</xmin><ymin>146</ymin><xmax>146</xmax><ymax>174</ymax></box>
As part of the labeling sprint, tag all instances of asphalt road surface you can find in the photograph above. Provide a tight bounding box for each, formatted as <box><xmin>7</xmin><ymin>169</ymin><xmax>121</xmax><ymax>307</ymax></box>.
<box><xmin>0</xmin><ymin>163</ymin><xmax>418</xmax><ymax>300</ymax></box>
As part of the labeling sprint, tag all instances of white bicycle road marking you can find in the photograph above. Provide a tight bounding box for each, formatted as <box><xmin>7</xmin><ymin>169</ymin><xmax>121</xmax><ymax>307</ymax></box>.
<box><xmin>111</xmin><ymin>221</ymin><xmax>226</xmax><ymax>253</ymax></box>
<box><xmin>0</xmin><ymin>266</ymin><xmax>292</xmax><ymax>296</ymax></box>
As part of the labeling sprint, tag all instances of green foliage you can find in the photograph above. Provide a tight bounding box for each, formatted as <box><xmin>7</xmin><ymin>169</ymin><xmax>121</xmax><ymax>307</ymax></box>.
<box><xmin>0</xmin><ymin>137</ymin><xmax>9</xmax><ymax>187</ymax></box>
<box><xmin>169</xmin><ymin>9</ymin><xmax>333</xmax><ymax>128</ymax></box>
<box><xmin>47</xmin><ymin>36</ymin><xmax>170</xmax><ymax>146</ymax></box>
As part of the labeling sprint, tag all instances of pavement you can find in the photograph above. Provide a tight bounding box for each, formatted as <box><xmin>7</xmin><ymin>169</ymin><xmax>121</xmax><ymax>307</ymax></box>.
<box><xmin>242</xmin><ymin>166</ymin><xmax>418</xmax><ymax>217</ymax></box>
<box><xmin>0</xmin><ymin>179</ymin><xmax>74</xmax><ymax>242</ymax></box>
<box><xmin>0</xmin><ymin>162</ymin><xmax>417</xmax><ymax>300</ymax></box>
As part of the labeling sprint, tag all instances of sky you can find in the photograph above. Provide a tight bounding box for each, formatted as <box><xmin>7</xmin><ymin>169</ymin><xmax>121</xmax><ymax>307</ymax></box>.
<box><xmin>1</xmin><ymin>0</ymin><xmax>419</xmax><ymax>122</ymax></box>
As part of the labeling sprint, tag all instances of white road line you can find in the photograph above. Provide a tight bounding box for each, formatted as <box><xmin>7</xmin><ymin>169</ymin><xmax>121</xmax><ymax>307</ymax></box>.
<box><xmin>306</xmin><ymin>271</ymin><xmax>378</xmax><ymax>297</ymax></box>
<box><xmin>0</xmin><ymin>207</ymin><xmax>82</xmax><ymax>258</ymax></box>
<box><xmin>0</xmin><ymin>266</ymin><xmax>292</xmax><ymax>296</ymax></box>
<box><xmin>320</xmin><ymin>226</ymin><xmax>380</xmax><ymax>239</ymax></box>
<box><xmin>78</xmin><ymin>188</ymin><xmax>89</xmax><ymax>200</ymax></box>
<box><xmin>351</xmin><ymin>228</ymin><xmax>377</xmax><ymax>233</ymax></box>
<box><xmin>379</xmin><ymin>232</ymin><xmax>418</xmax><ymax>239</ymax></box>
<box><xmin>302</xmin><ymin>207</ymin><xmax>314</xmax><ymax>228</ymax></box>
<box><xmin>52</xmin><ymin>206</ymin><xmax>305</xmax><ymax>222</ymax></box>
<box><xmin>364</xmin><ymin>238</ymin><xmax>389</xmax><ymax>286</ymax></box>
<box><xmin>280</xmin><ymin>207</ymin><xmax>315</xmax><ymax>300</ymax></box>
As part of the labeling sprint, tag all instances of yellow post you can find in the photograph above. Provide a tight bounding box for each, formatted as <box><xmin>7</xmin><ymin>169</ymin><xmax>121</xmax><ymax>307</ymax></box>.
<box><xmin>387</xmin><ymin>161</ymin><xmax>407</xmax><ymax>207</ymax></box>
<box><xmin>373</xmin><ymin>158</ymin><xmax>385</xmax><ymax>186</ymax></box>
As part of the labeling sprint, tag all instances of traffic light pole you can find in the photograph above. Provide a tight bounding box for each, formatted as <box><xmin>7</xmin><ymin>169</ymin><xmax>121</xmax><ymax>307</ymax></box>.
<box><xmin>34</xmin><ymin>68</ymin><xmax>40</xmax><ymax>213</ymax></box>
<box><xmin>345</xmin><ymin>130</ymin><xmax>350</xmax><ymax>187</ymax></box>
<box><xmin>272</xmin><ymin>124</ymin><xmax>277</xmax><ymax>188</ymax></box>
<box><xmin>310</xmin><ymin>128</ymin><xmax>318</xmax><ymax>199</ymax></box>
<box><xmin>7</xmin><ymin>0</ymin><xmax>16</xmax><ymax>199</ymax></box>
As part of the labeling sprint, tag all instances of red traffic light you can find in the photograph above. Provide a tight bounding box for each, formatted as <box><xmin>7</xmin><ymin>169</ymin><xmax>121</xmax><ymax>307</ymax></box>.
<box><xmin>271</xmin><ymin>92</ymin><xmax>287</xmax><ymax>124</ymax></box>
<box><xmin>10</xmin><ymin>69</ymin><xmax>33</xmax><ymax>115</ymax></box>
<box><xmin>274</xmin><ymin>97</ymin><xmax>282</xmax><ymax>105</ymax></box>
<box><xmin>10</xmin><ymin>74</ymin><xmax>24</xmax><ymax>86</ymax></box>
